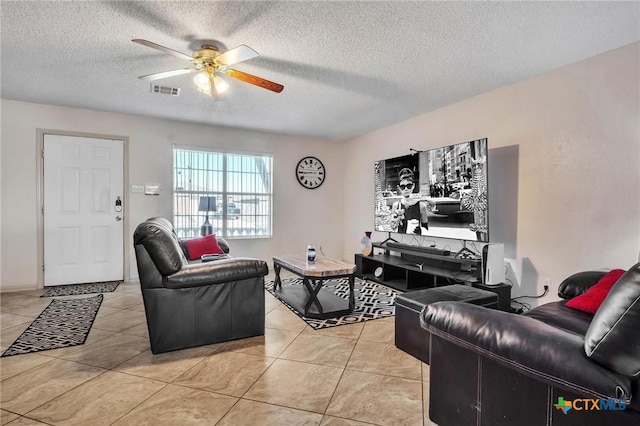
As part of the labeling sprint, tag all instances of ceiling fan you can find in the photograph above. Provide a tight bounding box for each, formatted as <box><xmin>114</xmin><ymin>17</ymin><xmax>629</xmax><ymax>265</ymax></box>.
<box><xmin>132</xmin><ymin>39</ymin><xmax>284</xmax><ymax>96</ymax></box>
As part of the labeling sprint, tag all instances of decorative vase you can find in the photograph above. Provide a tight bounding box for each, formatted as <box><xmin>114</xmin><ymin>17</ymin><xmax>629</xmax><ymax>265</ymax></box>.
<box><xmin>360</xmin><ymin>231</ymin><xmax>373</xmax><ymax>256</ymax></box>
<box><xmin>307</xmin><ymin>245</ymin><xmax>317</xmax><ymax>262</ymax></box>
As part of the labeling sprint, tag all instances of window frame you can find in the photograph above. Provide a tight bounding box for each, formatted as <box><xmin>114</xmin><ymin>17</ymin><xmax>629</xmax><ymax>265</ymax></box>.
<box><xmin>173</xmin><ymin>145</ymin><xmax>274</xmax><ymax>239</ymax></box>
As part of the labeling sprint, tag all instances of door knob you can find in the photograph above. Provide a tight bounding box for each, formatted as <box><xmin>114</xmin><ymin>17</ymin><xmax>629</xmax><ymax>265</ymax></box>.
<box><xmin>115</xmin><ymin>216</ymin><xmax>122</xmax><ymax>221</ymax></box>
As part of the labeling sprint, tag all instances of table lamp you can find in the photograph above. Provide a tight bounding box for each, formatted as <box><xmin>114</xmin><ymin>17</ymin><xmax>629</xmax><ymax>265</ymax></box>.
<box><xmin>198</xmin><ymin>196</ymin><xmax>217</xmax><ymax>236</ymax></box>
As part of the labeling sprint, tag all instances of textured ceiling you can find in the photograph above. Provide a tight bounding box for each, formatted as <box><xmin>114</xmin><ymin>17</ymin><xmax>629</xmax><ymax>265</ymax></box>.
<box><xmin>1</xmin><ymin>1</ymin><xmax>639</xmax><ymax>140</ymax></box>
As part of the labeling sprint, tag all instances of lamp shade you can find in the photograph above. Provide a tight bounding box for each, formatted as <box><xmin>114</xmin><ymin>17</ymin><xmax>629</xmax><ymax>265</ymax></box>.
<box><xmin>198</xmin><ymin>196</ymin><xmax>217</xmax><ymax>212</ymax></box>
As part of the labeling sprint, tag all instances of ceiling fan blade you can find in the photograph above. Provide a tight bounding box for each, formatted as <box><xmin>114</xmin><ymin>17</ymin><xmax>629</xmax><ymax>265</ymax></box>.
<box><xmin>225</xmin><ymin>69</ymin><xmax>284</xmax><ymax>93</ymax></box>
<box><xmin>132</xmin><ymin>39</ymin><xmax>193</xmax><ymax>62</ymax></box>
<box><xmin>217</xmin><ymin>45</ymin><xmax>259</xmax><ymax>66</ymax></box>
<box><xmin>138</xmin><ymin>68</ymin><xmax>196</xmax><ymax>81</ymax></box>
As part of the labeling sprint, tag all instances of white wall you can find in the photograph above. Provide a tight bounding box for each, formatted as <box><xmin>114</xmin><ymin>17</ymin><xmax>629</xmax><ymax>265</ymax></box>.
<box><xmin>3</xmin><ymin>43</ymin><xmax>639</xmax><ymax>301</ymax></box>
<box><xmin>0</xmin><ymin>101</ymin><xmax>344</xmax><ymax>291</ymax></box>
<box><xmin>342</xmin><ymin>42</ymin><xmax>640</xmax><ymax>306</ymax></box>
<box><xmin>0</xmin><ymin>101</ymin><xmax>3</xmax><ymax>291</ymax></box>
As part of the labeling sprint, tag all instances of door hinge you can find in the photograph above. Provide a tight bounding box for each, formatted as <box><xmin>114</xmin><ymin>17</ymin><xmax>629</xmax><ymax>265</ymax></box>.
<box><xmin>42</xmin><ymin>264</ymin><xmax>45</xmax><ymax>271</ymax></box>
<box><xmin>42</xmin><ymin>206</ymin><xmax>44</xmax><ymax>215</ymax></box>
<box><xmin>42</xmin><ymin>149</ymin><xmax>44</xmax><ymax>159</ymax></box>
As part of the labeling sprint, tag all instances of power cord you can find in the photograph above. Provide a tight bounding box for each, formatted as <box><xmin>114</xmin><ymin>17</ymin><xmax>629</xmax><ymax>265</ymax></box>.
<box><xmin>503</xmin><ymin>265</ymin><xmax>514</xmax><ymax>287</ymax></box>
<box><xmin>449</xmin><ymin>265</ymin><xmax>467</xmax><ymax>280</ymax></box>
<box><xmin>510</xmin><ymin>285</ymin><xmax>549</xmax><ymax>313</ymax></box>
<box><xmin>511</xmin><ymin>299</ymin><xmax>531</xmax><ymax>313</ymax></box>
<box><xmin>512</xmin><ymin>285</ymin><xmax>550</xmax><ymax>300</ymax></box>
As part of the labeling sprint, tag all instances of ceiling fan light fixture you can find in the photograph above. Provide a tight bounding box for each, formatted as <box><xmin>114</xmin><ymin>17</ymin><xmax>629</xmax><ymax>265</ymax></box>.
<box><xmin>213</xmin><ymin>75</ymin><xmax>229</xmax><ymax>94</ymax></box>
<box><xmin>194</xmin><ymin>71</ymin><xmax>212</xmax><ymax>95</ymax></box>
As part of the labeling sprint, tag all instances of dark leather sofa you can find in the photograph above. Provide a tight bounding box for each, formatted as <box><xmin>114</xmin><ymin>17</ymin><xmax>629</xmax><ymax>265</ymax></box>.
<box><xmin>421</xmin><ymin>263</ymin><xmax>640</xmax><ymax>426</ymax></box>
<box><xmin>133</xmin><ymin>217</ymin><xmax>269</xmax><ymax>354</ymax></box>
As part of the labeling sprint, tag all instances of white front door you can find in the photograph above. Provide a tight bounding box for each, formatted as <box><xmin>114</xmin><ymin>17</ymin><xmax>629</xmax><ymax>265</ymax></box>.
<box><xmin>43</xmin><ymin>134</ymin><xmax>124</xmax><ymax>286</ymax></box>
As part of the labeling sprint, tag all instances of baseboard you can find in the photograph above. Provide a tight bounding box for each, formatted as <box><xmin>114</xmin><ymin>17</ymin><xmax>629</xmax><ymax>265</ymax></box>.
<box><xmin>1</xmin><ymin>283</ymin><xmax>40</xmax><ymax>293</ymax></box>
<box><xmin>2</xmin><ymin>278</ymin><xmax>138</xmax><ymax>294</ymax></box>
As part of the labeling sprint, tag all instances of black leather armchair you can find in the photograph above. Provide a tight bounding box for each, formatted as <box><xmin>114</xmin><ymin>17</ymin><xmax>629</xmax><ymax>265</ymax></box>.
<box><xmin>133</xmin><ymin>218</ymin><xmax>269</xmax><ymax>354</ymax></box>
<box><xmin>421</xmin><ymin>263</ymin><xmax>640</xmax><ymax>426</ymax></box>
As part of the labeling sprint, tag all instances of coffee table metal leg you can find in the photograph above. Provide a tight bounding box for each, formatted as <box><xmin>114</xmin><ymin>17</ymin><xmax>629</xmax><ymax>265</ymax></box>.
<box><xmin>302</xmin><ymin>277</ymin><xmax>324</xmax><ymax>316</ymax></box>
<box><xmin>274</xmin><ymin>263</ymin><xmax>282</xmax><ymax>290</ymax></box>
<box><xmin>349</xmin><ymin>274</ymin><xmax>355</xmax><ymax>312</ymax></box>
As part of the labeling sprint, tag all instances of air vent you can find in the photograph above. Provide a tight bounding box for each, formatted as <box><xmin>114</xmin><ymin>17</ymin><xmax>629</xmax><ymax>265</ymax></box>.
<box><xmin>150</xmin><ymin>84</ymin><xmax>180</xmax><ymax>96</ymax></box>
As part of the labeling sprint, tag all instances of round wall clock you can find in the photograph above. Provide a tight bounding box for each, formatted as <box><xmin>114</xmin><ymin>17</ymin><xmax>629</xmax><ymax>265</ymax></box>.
<box><xmin>296</xmin><ymin>156</ymin><xmax>326</xmax><ymax>189</ymax></box>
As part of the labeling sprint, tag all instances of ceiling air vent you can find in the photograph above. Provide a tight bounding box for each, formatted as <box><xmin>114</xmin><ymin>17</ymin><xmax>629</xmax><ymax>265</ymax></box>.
<box><xmin>150</xmin><ymin>84</ymin><xmax>180</xmax><ymax>96</ymax></box>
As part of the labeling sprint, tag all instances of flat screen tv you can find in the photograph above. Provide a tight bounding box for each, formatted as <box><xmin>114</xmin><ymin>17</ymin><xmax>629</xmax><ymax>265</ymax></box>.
<box><xmin>374</xmin><ymin>138</ymin><xmax>489</xmax><ymax>242</ymax></box>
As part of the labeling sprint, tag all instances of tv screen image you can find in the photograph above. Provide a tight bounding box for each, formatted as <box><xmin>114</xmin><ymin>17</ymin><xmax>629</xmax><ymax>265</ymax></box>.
<box><xmin>374</xmin><ymin>138</ymin><xmax>489</xmax><ymax>242</ymax></box>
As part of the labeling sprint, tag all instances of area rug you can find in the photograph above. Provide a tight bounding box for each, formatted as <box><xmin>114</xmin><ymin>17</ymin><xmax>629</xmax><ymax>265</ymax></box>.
<box><xmin>1</xmin><ymin>295</ymin><xmax>103</xmax><ymax>357</ymax></box>
<box><xmin>265</xmin><ymin>277</ymin><xmax>398</xmax><ymax>329</ymax></box>
<box><xmin>41</xmin><ymin>281</ymin><xmax>120</xmax><ymax>297</ymax></box>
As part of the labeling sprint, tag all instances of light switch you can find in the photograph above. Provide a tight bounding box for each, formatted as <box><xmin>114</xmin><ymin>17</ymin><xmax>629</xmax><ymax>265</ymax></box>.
<box><xmin>131</xmin><ymin>185</ymin><xmax>144</xmax><ymax>193</ymax></box>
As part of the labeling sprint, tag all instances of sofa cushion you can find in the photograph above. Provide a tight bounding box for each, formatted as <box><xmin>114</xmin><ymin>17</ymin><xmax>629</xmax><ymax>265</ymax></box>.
<box><xmin>133</xmin><ymin>223</ymin><xmax>187</xmax><ymax>276</ymax></box>
<box><xmin>182</xmin><ymin>234</ymin><xmax>225</xmax><ymax>260</ymax></box>
<box><xmin>214</xmin><ymin>236</ymin><xmax>231</xmax><ymax>254</ymax></box>
<box><xmin>523</xmin><ymin>301</ymin><xmax>593</xmax><ymax>336</ymax></box>
<box><xmin>557</xmin><ymin>270</ymin><xmax>608</xmax><ymax>300</ymax></box>
<box><xmin>584</xmin><ymin>263</ymin><xmax>640</xmax><ymax>377</ymax></box>
<box><xmin>165</xmin><ymin>258</ymin><xmax>269</xmax><ymax>289</ymax></box>
<box><xmin>146</xmin><ymin>217</ymin><xmax>175</xmax><ymax>235</ymax></box>
<box><xmin>145</xmin><ymin>217</ymin><xmax>189</xmax><ymax>265</ymax></box>
<box><xmin>565</xmin><ymin>269</ymin><xmax>626</xmax><ymax>314</ymax></box>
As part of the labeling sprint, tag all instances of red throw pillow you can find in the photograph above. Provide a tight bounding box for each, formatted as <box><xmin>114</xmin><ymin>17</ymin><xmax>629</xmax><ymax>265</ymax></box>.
<box><xmin>565</xmin><ymin>269</ymin><xmax>626</xmax><ymax>314</ymax></box>
<box><xmin>182</xmin><ymin>235</ymin><xmax>224</xmax><ymax>260</ymax></box>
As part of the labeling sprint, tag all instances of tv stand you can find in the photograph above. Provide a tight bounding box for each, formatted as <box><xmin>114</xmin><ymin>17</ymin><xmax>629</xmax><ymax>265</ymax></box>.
<box><xmin>355</xmin><ymin>242</ymin><xmax>482</xmax><ymax>292</ymax></box>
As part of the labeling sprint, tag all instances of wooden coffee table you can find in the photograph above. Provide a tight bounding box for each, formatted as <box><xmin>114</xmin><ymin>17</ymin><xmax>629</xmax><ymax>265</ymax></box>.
<box><xmin>273</xmin><ymin>254</ymin><xmax>356</xmax><ymax>319</ymax></box>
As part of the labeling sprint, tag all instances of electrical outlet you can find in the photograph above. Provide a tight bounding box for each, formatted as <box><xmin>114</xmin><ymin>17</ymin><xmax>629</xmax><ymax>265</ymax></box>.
<box><xmin>543</xmin><ymin>278</ymin><xmax>552</xmax><ymax>290</ymax></box>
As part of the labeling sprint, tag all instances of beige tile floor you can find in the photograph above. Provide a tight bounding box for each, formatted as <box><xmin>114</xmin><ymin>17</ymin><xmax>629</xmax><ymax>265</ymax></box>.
<box><xmin>0</xmin><ymin>272</ymin><xmax>437</xmax><ymax>425</ymax></box>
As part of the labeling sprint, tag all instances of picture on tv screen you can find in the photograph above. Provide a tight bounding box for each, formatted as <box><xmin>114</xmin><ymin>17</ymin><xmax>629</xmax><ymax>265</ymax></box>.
<box><xmin>374</xmin><ymin>138</ymin><xmax>489</xmax><ymax>242</ymax></box>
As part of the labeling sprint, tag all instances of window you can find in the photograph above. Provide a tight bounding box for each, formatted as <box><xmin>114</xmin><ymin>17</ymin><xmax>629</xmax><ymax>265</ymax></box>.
<box><xmin>173</xmin><ymin>147</ymin><xmax>273</xmax><ymax>239</ymax></box>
